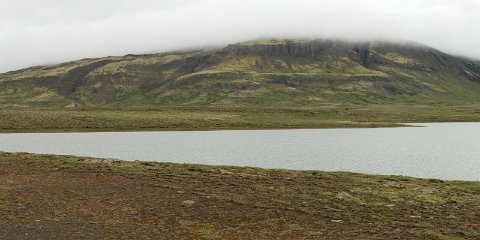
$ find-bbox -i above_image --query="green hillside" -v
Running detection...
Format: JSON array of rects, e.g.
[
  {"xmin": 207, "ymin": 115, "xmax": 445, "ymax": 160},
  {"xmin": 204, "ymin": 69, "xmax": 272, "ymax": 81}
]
[{"xmin": 1, "ymin": 39, "xmax": 480, "ymax": 108}]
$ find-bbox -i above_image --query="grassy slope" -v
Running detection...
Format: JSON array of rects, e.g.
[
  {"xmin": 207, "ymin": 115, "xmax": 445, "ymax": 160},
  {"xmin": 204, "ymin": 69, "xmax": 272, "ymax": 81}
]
[
  {"xmin": 1, "ymin": 39, "xmax": 480, "ymax": 109},
  {"xmin": 0, "ymin": 152, "xmax": 479, "ymax": 239}
]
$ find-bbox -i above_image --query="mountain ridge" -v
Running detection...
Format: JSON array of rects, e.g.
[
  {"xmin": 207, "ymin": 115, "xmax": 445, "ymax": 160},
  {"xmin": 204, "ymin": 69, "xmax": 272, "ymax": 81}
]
[{"xmin": 1, "ymin": 39, "xmax": 480, "ymax": 108}]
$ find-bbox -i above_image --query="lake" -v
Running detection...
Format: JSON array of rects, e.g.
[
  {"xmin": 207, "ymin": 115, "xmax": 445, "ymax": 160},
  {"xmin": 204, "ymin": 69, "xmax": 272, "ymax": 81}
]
[{"xmin": 0, "ymin": 122, "xmax": 479, "ymax": 181}]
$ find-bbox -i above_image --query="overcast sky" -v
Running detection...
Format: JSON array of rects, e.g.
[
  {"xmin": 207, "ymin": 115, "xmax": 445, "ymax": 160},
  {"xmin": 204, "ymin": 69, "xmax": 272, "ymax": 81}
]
[{"xmin": 1, "ymin": 0, "xmax": 479, "ymax": 73}]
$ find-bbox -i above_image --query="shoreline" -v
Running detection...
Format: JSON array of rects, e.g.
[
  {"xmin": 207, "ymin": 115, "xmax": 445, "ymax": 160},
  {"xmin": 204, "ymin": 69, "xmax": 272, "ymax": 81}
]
[
  {"xmin": 0, "ymin": 150, "xmax": 478, "ymax": 182},
  {"xmin": 0, "ymin": 123, "xmax": 406, "ymax": 133}
]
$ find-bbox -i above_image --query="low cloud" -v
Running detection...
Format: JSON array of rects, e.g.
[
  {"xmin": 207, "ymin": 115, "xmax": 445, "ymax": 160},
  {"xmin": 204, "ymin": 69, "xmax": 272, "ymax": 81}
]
[{"xmin": 1, "ymin": 0, "xmax": 479, "ymax": 72}]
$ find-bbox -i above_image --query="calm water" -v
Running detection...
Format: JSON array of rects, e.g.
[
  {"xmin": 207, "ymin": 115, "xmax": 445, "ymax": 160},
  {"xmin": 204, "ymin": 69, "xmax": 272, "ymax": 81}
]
[{"xmin": 0, "ymin": 123, "xmax": 479, "ymax": 181}]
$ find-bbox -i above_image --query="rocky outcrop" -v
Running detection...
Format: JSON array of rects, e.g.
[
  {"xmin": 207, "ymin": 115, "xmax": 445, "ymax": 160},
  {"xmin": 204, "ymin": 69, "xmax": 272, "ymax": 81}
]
[{"xmin": 224, "ymin": 40, "xmax": 358, "ymax": 58}]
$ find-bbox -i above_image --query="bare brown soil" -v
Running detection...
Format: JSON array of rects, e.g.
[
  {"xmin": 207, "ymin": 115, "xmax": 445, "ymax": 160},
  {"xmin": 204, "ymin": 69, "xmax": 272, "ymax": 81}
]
[{"xmin": 0, "ymin": 152, "xmax": 479, "ymax": 239}]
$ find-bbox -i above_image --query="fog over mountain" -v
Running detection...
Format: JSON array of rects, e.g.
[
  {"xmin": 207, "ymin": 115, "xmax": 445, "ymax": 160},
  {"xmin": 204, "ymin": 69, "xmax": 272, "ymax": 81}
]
[{"xmin": 1, "ymin": 0, "xmax": 479, "ymax": 73}]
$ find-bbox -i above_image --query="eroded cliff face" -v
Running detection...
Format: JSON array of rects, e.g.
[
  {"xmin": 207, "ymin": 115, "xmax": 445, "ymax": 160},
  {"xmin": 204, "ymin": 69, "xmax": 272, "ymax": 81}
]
[
  {"xmin": 221, "ymin": 40, "xmax": 448, "ymax": 72},
  {"xmin": 223, "ymin": 40, "xmax": 369, "ymax": 58},
  {"xmin": 1, "ymin": 39, "xmax": 480, "ymax": 107}
]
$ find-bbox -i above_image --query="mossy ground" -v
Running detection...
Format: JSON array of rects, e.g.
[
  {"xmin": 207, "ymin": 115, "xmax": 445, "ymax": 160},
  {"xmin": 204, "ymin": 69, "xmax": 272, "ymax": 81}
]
[
  {"xmin": 0, "ymin": 152, "xmax": 478, "ymax": 239},
  {"xmin": 1, "ymin": 104, "xmax": 480, "ymax": 132}
]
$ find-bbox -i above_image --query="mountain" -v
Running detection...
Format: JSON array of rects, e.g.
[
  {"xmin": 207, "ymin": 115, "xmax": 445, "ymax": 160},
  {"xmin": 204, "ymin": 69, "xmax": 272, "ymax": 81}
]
[{"xmin": 1, "ymin": 39, "xmax": 480, "ymax": 108}]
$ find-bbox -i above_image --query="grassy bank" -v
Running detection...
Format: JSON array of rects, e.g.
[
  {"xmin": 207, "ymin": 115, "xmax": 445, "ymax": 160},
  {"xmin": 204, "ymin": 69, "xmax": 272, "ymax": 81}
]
[
  {"xmin": 1, "ymin": 104, "xmax": 480, "ymax": 132},
  {"xmin": 0, "ymin": 152, "xmax": 478, "ymax": 239}
]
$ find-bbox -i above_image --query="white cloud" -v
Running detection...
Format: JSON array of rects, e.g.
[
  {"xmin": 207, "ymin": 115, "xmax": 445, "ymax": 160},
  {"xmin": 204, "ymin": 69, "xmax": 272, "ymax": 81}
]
[{"xmin": 1, "ymin": 0, "xmax": 479, "ymax": 73}]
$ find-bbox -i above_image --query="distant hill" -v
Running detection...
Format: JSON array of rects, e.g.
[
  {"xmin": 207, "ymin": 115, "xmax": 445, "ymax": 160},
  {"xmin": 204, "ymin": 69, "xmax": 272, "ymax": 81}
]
[{"xmin": 1, "ymin": 39, "xmax": 480, "ymax": 108}]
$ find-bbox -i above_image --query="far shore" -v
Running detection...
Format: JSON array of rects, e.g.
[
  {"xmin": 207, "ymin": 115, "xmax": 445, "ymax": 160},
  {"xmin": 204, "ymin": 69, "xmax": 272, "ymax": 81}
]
[
  {"xmin": 0, "ymin": 124, "xmax": 409, "ymax": 133},
  {"xmin": 2, "ymin": 106, "xmax": 480, "ymax": 133}
]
